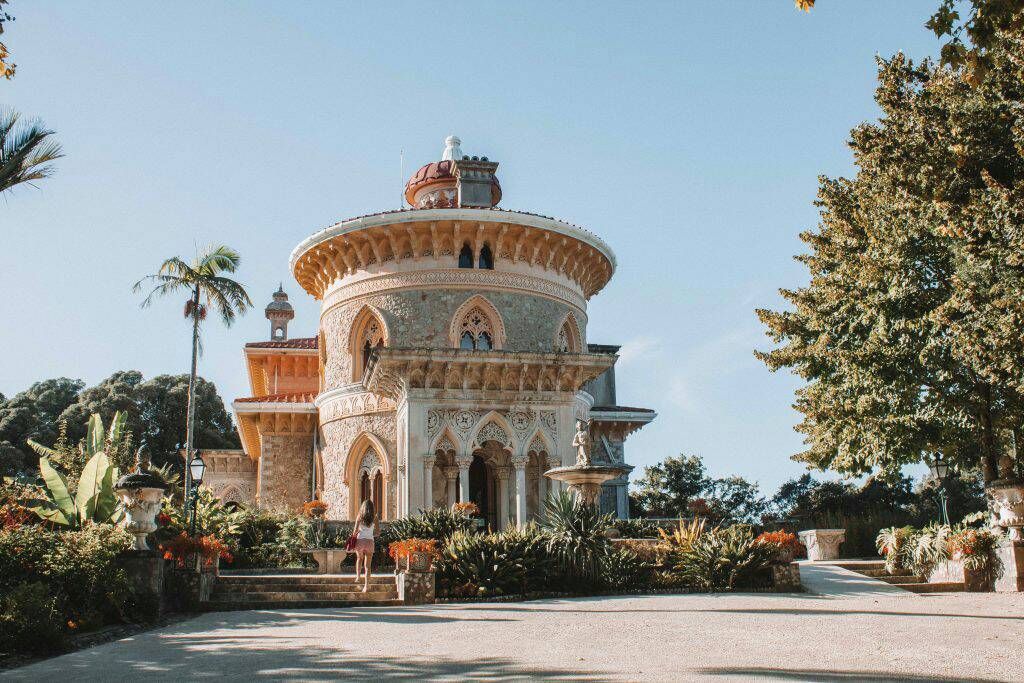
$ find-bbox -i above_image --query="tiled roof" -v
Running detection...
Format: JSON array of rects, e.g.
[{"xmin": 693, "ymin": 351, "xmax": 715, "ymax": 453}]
[
  {"xmin": 591, "ymin": 405, "xmax": 656, "ymax": 414},
  {"xmin": 235, "ymin": 392, "xmax": 317, "ymax": 404},
  {"xmin": 245, "ymin": 337, "xmax": 318, "ymax": 349}
]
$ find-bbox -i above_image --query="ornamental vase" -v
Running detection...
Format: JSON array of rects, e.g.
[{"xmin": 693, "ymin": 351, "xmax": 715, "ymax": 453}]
[
  {"xmin": 115, "ymin": 486, "xmax": 165, "ymax": 551},
  {"xmin": 987, "ymin": 481, "xmax": 1024, "ymax": 541}
]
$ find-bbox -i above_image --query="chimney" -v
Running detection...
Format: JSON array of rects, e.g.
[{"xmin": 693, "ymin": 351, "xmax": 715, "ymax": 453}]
[{"xmin": 454, "ymin": 155, "xmax": 500, "ymax": 208}]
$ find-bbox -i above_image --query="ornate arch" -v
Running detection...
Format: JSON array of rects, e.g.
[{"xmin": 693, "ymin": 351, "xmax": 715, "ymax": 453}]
[
  {"xmin": 219, "ymin": 484, "xmax": 244, "ymax": 504},
  {"xmin": 344, "ymin": 431, "xmax": 391, "ymax": 520},
  {"xmin": 449, "ymin": 295, "xmax": 506, "ymax": 350},
  {"xmin": 349, "ymin": 305, "xmax": 390, "ymax": 382},
  {"xmin": 429, "ymin": 426, "xmax": 462, "ymax": 456},
  {"xmin": 469, "ymin": 410, "xmax": 514, "ymax": 451},
  {"xmin": 555, "ymin": 312, "xmax": 583, "ymax": 353},
  {"xmin": 521, "ymin": 428, "xmax": 555, "ymax": 458}
]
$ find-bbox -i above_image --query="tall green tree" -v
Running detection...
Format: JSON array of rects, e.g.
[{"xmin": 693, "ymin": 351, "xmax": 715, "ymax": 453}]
[
  {"xmin": 757, "ymin": 46, "xmax": 1024, "ymax": 484},
  {"xmin": 134, "ymin": 245, "xmax": 252, "ymax": 508},
  {"xmin": 629, "ymin": 454, "xmax": 766, "ymax": 523},
  {"xmin": 0, "ymin": 108, "xmax": 64, "ymax": 196},
  {"xmin": 0, "ymin": 378, "xmax": 83, "ymax": 475}
]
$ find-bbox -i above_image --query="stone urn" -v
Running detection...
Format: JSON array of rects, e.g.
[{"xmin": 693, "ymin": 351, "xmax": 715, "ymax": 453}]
[
  {"xmin": 114, "ymin": 466, "xmax": 168, "ymax": 552},
  {"xmin": 987, "ymin": 479, "xmax": 1024, "ymax": 541},
  {"xmin": 798, "ymin": 529, "xmax": 845, "ymax": 561}
]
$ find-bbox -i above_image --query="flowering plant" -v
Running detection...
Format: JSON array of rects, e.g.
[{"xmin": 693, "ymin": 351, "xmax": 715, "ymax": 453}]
[
  {"xmin": 947, "ymin": 527, "xmax": 1001, "ymax": 572},
  {"xmin": 388, "ymin": 538, "xmax": 439, "ymax": 563},
  {"xmin": 302, "ymin": 500, "xmax": 328, "ymax": 518},
  {"xmin": 159, "ymin": 532, "xmax": 233, "ymax": 569},
  {"xmin": 452, "ymin": 502, "xmax": 480, "ymax": 517}
]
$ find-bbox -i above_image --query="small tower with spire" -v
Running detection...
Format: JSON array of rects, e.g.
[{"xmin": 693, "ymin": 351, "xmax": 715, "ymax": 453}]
[{"xmin": 265, "ymin": 284, "xmax": 294, "ymax": 341}]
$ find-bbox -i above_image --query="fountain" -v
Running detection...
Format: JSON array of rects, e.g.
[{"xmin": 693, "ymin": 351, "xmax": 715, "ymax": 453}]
[{"xmin": 544, "ymin": 419, "xmax": 631, "ymax": 507}]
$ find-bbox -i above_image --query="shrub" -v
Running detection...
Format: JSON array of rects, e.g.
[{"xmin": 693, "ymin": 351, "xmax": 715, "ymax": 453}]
[
  {"xmin": 600, "ymin": 546, "xmax": 652, "ymax": 590},
  {"xmin": 436, "ymin": 530, "xmax": 526, "ymax": 597},
  {"xmin": 388, "ymin": 538, "xmax": 439, "ymax": 569},
  {"xmin": 388, "ymin": 507, "xmax": 476, "ymax": 545},
  {"xmin": 673, "ymin": 525, "xmax": 775, "ymax": 591},
  {"xmin": 0, "ymin": 522, "xmax": 140, "ymax": 656},
  {"xmin": 609, "ymin": 518, "xmax": 661, "ymax": 539},
  {"xmin": 876, "ymin": 525, "xmax": 917, "ymax": 574},
  {"xmin": 657, "ymin": 516, "xmax": 709, "ymax": 553},
  {"xmin": 755, "ymin": 530, "xmax": 801, "ymax": 560},
  {"xmin": 452, "ymin": 502, "xmax": 479, "ymax": 517},
  {"xmin": 0, "ymin": 582, "xmax": 65, "ymax": 655},
  {"xmin": 159, "ymin": 533, "xmax": 233, "ymax": 569},
  {"xmin": 949, "ymin": 527, "xmax": 1002, "ymax": 583}
]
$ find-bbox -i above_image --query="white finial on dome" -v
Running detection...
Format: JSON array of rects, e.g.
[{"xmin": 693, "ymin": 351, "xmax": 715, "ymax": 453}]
[{"xmin": 441, "ymin": 135, "xmax": 463, "ymax": 161}]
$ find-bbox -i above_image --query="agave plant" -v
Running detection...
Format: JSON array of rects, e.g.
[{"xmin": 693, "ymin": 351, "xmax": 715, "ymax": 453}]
[
  {"xmin": 542, "ymin": 491, "xmax": 614, "ymax": 589},
  {"xmin": 658, "ymin": 516, "xmax": 709, "ymax": 552}
]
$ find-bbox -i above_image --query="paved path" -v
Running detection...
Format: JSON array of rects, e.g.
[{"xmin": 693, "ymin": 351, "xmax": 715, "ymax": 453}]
[
  {"xmin": 5, "ymin": 592, "xmax": 1023, "ymax": 682},
  {"xmin": 798, "ymin": 561, "xmax": 911, "ymax": 598}
]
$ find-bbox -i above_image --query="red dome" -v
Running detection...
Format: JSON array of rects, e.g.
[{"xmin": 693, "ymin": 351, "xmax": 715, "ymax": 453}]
[{"xmin": 404, "ymin": 159, "xmax": 501, "ymax": 207}]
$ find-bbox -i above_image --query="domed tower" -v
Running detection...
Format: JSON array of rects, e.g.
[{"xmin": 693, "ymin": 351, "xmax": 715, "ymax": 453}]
[
  {"xmin": 265, "ymin": 284, "xmax": 295, "ymax": 340},
  {"xmin": 289, "ymin": 136, "xmax": 655, "ymax": 523}
]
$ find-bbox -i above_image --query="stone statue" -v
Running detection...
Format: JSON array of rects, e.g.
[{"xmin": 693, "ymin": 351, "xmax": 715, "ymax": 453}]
[{"xmin": 572, "ymin": 419, "xmax": 591, "ymax": 466}]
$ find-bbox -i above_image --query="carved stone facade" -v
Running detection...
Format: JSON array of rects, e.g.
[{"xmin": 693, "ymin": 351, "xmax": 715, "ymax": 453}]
[{"xmin": 232, "ymin": 137, "xmax": 655, "ymax": 523}]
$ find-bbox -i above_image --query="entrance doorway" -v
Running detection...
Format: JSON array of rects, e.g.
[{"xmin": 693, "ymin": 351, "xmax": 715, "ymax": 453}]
[{"xmin": 468, "ymin": 454, "xmax": 495, "ymax": 529}]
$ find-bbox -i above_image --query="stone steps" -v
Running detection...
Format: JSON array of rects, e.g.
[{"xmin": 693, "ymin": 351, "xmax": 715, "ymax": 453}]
[
  {"xmin": 206, "ymin": 573, "xmax": 402, "ymax": 611},
  {"xmin": 839, "ymin": 564, "xmax": 966, "ymax": 593}
]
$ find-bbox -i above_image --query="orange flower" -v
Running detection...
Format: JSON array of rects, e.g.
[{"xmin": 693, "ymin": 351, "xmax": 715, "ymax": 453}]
[{"xmin": 302, "ymin": 500, "xmax": 328, "ymax": 518}]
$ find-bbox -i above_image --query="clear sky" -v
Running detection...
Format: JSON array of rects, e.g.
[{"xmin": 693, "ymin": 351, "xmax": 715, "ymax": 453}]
[{"xmin": 1, "ymin": 1, "xmax": 945, "ymax": 495}]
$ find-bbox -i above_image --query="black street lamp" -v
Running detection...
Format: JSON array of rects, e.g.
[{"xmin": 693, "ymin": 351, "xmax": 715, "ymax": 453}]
[
  {"xmin": 928, "ymin": 452, "xmax": 950, "ymax": 526},
  {"xmin": 187, "ymin": 452, "xmax": 206, "ymax": 536}
]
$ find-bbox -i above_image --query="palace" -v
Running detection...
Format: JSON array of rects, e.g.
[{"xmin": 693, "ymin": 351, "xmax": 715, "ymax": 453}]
[{"xmin": 208, "ymin": 136, "xmax": 655, "ymax": 526}]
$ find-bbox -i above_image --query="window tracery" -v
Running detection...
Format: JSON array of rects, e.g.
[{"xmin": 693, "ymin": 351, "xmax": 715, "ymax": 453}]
[{"xmin": 458, "ymin": 306, "xmax": 495, "ymax": 351}]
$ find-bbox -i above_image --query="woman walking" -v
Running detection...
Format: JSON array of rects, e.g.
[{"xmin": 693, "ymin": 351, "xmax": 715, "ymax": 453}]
[{"xmin": 353, "ymin": 499, "xmax": 377, "ymax": 593}]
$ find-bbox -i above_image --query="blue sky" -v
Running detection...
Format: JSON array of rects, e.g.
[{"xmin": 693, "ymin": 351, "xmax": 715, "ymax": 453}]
[{"xmin": 1, "ymin": 2, "xmax": 944, "ymax": 495}]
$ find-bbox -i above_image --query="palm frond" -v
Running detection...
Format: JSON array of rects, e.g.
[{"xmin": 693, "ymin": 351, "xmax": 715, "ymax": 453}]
[
  {"xmin": 195, "ymin": 245, "xmax": 242, "ymax": 277},
  {"xmin": 133, "ymin": 274, "xmax": 191, "ymax": 308},
  {"xmin": 202, "ymin": 275, "xmax": 252, "ymax": 326},
  {"xmin": 0, "ymin": 108, "xmax": 64, "ymax": 194}
]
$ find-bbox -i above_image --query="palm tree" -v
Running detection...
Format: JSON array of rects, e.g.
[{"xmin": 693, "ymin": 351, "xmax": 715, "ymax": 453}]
[
  {"xmin": 1, "ymin": 108, "xmax": 64, "ymax": 195},
  {"xmin": 134, "ymin": 245, "xmax": 252, "ymax": 512}
]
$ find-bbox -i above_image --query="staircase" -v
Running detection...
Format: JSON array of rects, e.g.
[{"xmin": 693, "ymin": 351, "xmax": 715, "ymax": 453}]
[
  {"xmin": 834, "ymin": 561, "xmax": 965, "ymax": 594},
  {"xmin": 206, "ymin": 573, "xmax": 402, "ymax": 611}
]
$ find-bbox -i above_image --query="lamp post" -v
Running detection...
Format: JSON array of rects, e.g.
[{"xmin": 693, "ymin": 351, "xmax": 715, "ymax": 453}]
[
  {"xmin": 187, "ymin": 452, "xmax": 206, "ymax": 536},
  {"xmin": 927, "ymin": 452, "xmax": 950, "ymax": 526}
]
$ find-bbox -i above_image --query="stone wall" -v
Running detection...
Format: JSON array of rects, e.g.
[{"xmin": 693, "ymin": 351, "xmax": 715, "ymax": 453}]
[
  {"xmin": 321, "ymin": 289, "xmax": 580, "ymax": 388},
  {"xmin": 319, "ymin": 411, "xmax": 397, "ymax": 520},
  {"xmin": 258, "ymin": 433, "xmax": 314, "ymax": 512}
]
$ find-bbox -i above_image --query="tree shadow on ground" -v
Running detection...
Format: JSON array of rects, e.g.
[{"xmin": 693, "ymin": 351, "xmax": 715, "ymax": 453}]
[
  {"xmin": 4, "ymin": 608, "xmax": 603, "ymax": 682},
  {"xmin": 696, "ymin": 666, "xmax": 1002, "ymax": 682}
]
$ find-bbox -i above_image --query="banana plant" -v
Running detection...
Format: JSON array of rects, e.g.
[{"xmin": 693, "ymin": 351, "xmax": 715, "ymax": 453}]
[
  {"xmin": 26, "ymin": 451, "xmax": 122, "ymax": 527},
  {"xmin": 27, "ymin": 411, "xmax": 127, "ymax": 463},
  {"xmin": 23, "ymin": 412, "xmax": 126, "ymax": 527}
]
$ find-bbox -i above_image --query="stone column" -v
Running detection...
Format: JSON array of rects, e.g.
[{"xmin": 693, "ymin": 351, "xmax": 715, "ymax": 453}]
[
  {"xmin": 511, "ymin": 455, "xmax": 528, "ymax": 528},
  {"xmin": 495, "ymin": 466, "xmax": 511, "ymax": 529},
  {"xmin": 537, "ymin": 461, "xmax": 549, "ymax": 521},
  {"xmin": 455, "ymin": 454, "xmax": 473, "ymax": 504},
  {"xmin": 422, "ymin": 454, "xmax": 436, "ymax": 510},
  {"xmin": 443, "ymin": 466, "xmax": 459, "ymax": 508}
]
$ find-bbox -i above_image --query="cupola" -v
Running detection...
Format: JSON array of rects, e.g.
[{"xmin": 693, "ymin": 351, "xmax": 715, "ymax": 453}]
[
  {"xmin": 265, "ymin": 284, "xmax": 294, "ymax": 340},
  {"xmin": 404, "ymin": 135, "xmax": 502, "ymax": 209}
]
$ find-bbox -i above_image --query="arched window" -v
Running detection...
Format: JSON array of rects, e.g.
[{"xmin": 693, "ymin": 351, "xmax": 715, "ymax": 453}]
[
  {"xmin": 458, "ymin": 243, "xmax": 474, "ymax": 268},
  {"xmin": 555, "ymin": 314, "xmax": 581, "ymax": 353},
  {"xmin": 350, "ymin": 307, "xmax": 387, "ymax": 382},
  {"xmin": 458, "ymin": 306, "xmax": 495, "ymax": 351},
  {"xmin": 478, "ymin": 244, "xmax": 494, "ymax": 270}
]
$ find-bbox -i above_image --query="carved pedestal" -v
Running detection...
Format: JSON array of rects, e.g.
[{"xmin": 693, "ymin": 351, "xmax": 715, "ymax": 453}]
[
  {"xmin": 798, "ymin": 529, "xmax": 845, "ymax": 561},
  {"xmin": 994, "ymin": 540, "xmax": 1024, "ymax": 593}
]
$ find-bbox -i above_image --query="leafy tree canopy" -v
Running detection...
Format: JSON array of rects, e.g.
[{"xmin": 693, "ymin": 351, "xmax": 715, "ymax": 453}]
[
  {"xmin": 757, "ymin": 37, "xmax": 1024, "ymax": 483},
  {"xmin": 0, "ymin": 371, "xmax": 239, "ymax": 475},
  {"xmin": 629, "ymin": 454, "xmax": 766, "ymax": 523}
]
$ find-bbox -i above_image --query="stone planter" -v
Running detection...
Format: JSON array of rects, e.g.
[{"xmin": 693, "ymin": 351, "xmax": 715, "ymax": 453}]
[
  {"xmin": 397, "ymin": 569, "xmax": 436, "ymax": 605},
  {"xmin": 798, "ymin": 529, "xmax": 845, "ymax": 561},
  {"xmin": 770, "ymin": 562, "xmax": 802, "ymax": 592},
  {"xmin": 114, "ymin": 467, "xmax": 168, "ymax": 552},
  {"xmin": 302, "ymin": 548, "xmax": 348, "ymax": 574},
  {"xmin": 987, "ymin": 479, "xmax": 1024, "ymax": 541},
  {"xmin": 927, "ymin": 556, "xmax": 992, "ymax": 592}
]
